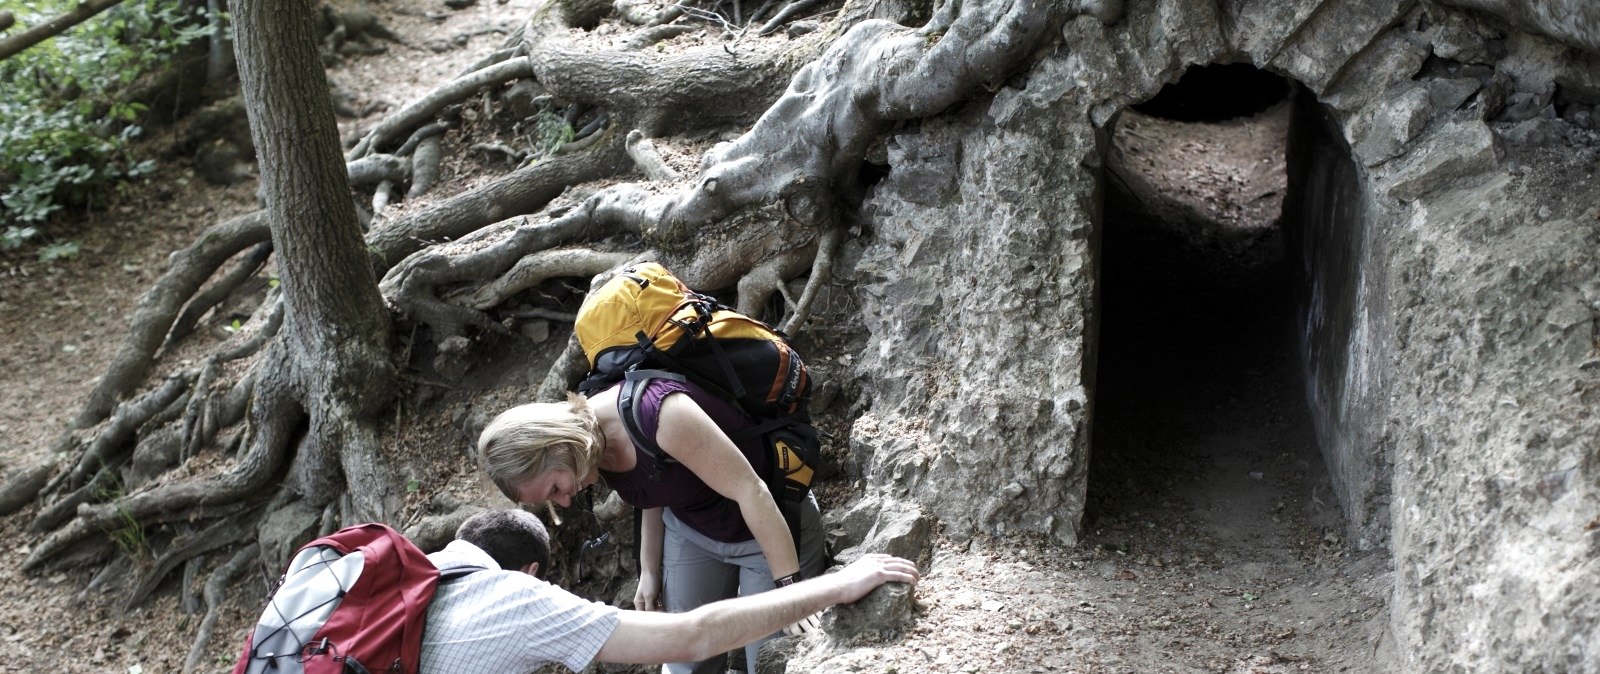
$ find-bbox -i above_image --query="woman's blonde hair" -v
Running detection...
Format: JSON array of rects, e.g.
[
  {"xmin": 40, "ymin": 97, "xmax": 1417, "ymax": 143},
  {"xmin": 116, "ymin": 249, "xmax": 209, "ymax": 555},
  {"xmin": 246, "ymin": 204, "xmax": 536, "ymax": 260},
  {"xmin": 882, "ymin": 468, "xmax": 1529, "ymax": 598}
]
[{"xmin": 478, "ymin": 393, "xmax": 603, "ymax": 502}]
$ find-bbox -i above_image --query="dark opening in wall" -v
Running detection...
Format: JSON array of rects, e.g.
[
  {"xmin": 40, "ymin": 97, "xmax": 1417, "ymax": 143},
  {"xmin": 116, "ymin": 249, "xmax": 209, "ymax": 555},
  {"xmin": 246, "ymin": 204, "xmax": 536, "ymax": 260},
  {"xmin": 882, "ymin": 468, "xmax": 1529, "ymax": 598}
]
[
  {"xmin": 1133, "ymin": 63, "xmax": 1292, "ymax": 123},
  {"xmin": 1085, "ymin": 64, "xmax": 1335, "ymax": 558}
]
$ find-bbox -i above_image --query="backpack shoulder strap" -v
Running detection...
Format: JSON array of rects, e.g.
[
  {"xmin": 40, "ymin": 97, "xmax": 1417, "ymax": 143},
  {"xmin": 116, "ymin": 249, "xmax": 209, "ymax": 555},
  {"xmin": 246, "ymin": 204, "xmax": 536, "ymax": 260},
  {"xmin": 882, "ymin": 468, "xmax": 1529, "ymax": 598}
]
[
  {"xmin": 438, "ymin": 565, "xmax": 486, "ymax": 582},
  {"xmin": 617, "ymin": 370, "xmax": 687, "ymax": 477}
]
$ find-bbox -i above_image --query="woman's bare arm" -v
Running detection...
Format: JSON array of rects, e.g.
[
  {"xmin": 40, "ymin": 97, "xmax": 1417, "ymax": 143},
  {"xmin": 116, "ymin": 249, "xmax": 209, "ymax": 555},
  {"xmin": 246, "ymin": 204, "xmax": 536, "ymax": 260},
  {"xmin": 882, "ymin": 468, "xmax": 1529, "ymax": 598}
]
[
  {"xmin": 653, "ymin": 393, "xmax": 800, "ymax": 579},
  {"xmin": 635, "ymin": 507, "xmax": 665, "ymax": 610}
]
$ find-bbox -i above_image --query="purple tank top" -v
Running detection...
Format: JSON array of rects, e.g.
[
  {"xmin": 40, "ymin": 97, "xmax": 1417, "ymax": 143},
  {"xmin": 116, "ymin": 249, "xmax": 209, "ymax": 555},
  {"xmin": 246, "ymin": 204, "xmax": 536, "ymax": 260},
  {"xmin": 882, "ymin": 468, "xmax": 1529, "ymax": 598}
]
[{"xmin": 597, "ymin": 377, "xmax": 772, "ymax": 542}]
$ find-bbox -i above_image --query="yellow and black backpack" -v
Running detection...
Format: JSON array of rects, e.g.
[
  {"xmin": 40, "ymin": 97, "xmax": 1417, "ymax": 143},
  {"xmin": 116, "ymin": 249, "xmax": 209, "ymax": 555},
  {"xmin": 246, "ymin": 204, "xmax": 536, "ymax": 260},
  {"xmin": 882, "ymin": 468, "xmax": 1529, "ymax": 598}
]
[{"xmin": 574, "ymin": 263, "xmax": 818, "ymax": 538}]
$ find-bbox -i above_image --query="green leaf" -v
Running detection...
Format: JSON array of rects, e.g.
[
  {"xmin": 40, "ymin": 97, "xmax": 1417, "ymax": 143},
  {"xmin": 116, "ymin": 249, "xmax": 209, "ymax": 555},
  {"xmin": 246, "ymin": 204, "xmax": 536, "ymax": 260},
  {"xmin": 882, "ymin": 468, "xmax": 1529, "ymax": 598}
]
[
  {"xmin": 37, "ymin": 240, "xmax": 80, "ymax": 262},
  {"xmin": 406, "ymin": 479, "xmax": 421, "ymax": 493}
]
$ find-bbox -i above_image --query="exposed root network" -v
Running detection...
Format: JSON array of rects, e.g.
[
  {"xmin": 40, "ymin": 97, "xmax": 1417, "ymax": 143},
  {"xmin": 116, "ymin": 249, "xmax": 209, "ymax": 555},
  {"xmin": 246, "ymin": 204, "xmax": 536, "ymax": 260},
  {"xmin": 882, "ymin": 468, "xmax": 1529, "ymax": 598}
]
[{"xmin": 0, "ymin": 0, "xmax": 1124, "ymax": 663}]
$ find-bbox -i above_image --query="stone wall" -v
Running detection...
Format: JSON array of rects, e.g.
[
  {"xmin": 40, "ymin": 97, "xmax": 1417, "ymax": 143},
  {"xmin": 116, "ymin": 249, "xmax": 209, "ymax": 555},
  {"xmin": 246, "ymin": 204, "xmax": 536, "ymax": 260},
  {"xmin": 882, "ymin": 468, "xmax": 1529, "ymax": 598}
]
[
  {"xmin": 851, "ymin": 92, "xmax": 1102, "ymax": 546},
  {"xmin": 847, "ymin": 0, "xmax": 1599, "ymax": 670},
  {"xmin": 1282, "ymin": 94, "xmax": 1392, "ymax": 551}
]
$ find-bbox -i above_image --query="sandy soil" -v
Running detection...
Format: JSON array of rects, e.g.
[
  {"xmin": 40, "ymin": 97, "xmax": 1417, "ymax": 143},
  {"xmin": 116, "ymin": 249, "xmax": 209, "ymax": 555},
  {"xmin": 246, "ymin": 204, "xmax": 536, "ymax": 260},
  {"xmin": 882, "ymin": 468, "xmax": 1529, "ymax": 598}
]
[{"xmin": 0, "ymin": 3, "xmax": 1393, "ymax": 673}]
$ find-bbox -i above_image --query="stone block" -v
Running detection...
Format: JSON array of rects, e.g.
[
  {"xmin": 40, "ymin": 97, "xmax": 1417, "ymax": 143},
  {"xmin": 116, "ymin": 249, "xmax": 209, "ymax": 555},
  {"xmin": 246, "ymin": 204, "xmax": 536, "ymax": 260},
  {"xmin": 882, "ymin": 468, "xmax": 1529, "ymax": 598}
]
[
  {"xmin": 1270, "ymin": 0, "xmax": 1412, "ymax": 93},
  {"xmin": 832, "ymin": 497, "xmax": 933, "ymax": 566},
  {"xmin": 755, "ymin": 634, "xmax": 804, "ymax": 674},
  {"xmin": 820, "ymin": 580, "xmax": 916, "ymax": 645},
  {"xmin": 1350, "ymin": 87, "xmax": 1434, "ymax": 165},
  {"xmin": 1384, "ymin": 119, "xmax": 1499, "ymax": 201}
]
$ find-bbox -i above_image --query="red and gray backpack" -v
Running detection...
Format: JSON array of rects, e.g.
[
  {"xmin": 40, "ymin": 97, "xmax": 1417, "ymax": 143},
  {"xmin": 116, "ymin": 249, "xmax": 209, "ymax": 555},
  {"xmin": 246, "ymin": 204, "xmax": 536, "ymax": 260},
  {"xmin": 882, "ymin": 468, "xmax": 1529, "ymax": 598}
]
[{"xmin": 232, "ymin": 523, "xmax": 476, "ymax": 674}]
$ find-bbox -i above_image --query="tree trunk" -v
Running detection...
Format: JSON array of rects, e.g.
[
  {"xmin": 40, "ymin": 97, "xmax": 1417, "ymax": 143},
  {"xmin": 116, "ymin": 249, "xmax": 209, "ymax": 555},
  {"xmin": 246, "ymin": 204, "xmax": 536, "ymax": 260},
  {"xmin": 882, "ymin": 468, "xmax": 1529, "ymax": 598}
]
[{"xmin": 232, "ymin": 0, "xmax": 397, "ymax": 518}]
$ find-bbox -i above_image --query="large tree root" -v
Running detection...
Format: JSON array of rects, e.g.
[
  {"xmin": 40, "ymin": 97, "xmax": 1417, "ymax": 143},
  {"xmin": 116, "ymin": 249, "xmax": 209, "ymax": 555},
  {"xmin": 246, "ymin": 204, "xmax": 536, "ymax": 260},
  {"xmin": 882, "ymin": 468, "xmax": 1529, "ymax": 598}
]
[
  {"xmin": 624, "ymin": 129, "xmax": 682, "ymax": 181},
  {"xmin": 407, "ymin": 135, "xmax": 444, "ymax": 199},
  {"xmin": 164, "ymin": 242, "xmax": 274, "ymax": 351},
  {"xmin": 523, "ymin": 21, "xmax": 817, "ymax": 136},
  {"xmin": 68, "ymin": 213, "xmax": 271, "ymax": 435},
  {"xmin": 183, "ymin": 544, "xmax": 258, "ymax": 674},
  {"xmin": 124, "ymin": 507, "xmax": 259, "ymax": 609},
  {"xmin": 781, "ymin": 224, "xmax": 841, "ymax": 334},
  {"xmin": 17, "ymin": 0, "xmax": 1129, "ymax": 617},
  {"xmin": 464, "ymin": 248, "xmax": 637, "ymax": 310},
  {"xmin": 368, "ymin": 137, "xmax": 632, "ymax": 264},
  {"xmin": 381, "ymin": 179, "xmax": 657, "ymax": 337},
  {"xmin": 0, "ymin": 462, "xmax": 54, "ymax": 517},
  {"xmin": 29, "ymin": 469, "xmax": 118, "ymax": 534},
  {"xmin": 62, "ymin": 373, "xmax": 193, "ymax": 494},
  {"xmin": 757, "ymin": 0, "xmax": 827, "ymax": 35},
  {"xmin": 346, "ymin": 153, "xmax": 413, "ymax": 187},
  {"xmin": 347, "ymin": 56, "xmax": 537, "ymax": 159},
  {"xmin": 181, "ymin": 299, "xmax": 278, "ymax": 461},
  {"xmin": 23, "ymin": 360, "xmax": 302, "ymax": 572}
]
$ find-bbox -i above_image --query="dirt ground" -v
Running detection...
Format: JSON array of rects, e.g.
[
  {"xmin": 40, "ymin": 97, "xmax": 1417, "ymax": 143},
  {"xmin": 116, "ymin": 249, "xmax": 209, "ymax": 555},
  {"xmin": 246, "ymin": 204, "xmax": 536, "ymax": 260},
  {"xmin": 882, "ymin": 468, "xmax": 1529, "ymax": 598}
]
[{"xmin": 0, "ymin": 2, "xmax": 1394, "ymax": 672}]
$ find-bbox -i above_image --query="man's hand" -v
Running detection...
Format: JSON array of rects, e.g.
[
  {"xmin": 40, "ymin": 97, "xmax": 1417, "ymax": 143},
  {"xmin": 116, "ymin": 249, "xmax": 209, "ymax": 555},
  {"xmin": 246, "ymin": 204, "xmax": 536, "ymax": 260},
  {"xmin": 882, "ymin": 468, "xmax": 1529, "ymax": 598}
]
[
  {"xmin": 634, "ymin": 570, "xmax": 662, "ymax": 611},
  {"xmin": 829, "ymin": 553, "xmax": 920, "ymax": 604},
  {"xmin": 599, "ymin": 553, "xmax": 921, "ymax": 665}
]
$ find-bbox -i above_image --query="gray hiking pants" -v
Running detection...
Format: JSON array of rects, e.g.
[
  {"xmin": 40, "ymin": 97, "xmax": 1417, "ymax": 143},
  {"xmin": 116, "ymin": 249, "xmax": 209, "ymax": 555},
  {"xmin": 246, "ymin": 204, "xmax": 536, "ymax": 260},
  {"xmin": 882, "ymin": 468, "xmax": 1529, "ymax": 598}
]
[{"xmin": 660, "ymin": 495, "xmax": 826, "ymax": 674}]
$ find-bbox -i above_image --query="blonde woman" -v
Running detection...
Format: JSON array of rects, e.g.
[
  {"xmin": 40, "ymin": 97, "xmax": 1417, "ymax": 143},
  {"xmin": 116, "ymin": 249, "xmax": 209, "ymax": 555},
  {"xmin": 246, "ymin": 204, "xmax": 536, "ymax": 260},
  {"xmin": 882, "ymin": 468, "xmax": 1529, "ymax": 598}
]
[{"xmin": 479, "ymin": 379, "xmax": 825, "ymax": 674}]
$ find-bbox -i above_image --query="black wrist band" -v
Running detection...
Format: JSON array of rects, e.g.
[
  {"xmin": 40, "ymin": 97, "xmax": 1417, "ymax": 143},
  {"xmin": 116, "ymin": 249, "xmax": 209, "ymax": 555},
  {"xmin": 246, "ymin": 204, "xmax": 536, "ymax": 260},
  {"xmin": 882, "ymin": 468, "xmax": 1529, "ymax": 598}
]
[{"xmin": 774, "ymin": 572, "xmax": 801, "ymax": 587}]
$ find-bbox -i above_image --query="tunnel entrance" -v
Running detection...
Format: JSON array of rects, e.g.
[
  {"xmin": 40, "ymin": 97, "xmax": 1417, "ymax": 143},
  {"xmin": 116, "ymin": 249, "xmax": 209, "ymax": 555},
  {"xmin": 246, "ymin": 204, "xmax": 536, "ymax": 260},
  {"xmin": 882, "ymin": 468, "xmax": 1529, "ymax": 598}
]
[
  {"xmin": 1131, "ymin": 63, "xmax": 1292, "ymax": 123},
  {"xmin": 1085, "ymin": 63, "xmax": 1338, "ymax": 563}
]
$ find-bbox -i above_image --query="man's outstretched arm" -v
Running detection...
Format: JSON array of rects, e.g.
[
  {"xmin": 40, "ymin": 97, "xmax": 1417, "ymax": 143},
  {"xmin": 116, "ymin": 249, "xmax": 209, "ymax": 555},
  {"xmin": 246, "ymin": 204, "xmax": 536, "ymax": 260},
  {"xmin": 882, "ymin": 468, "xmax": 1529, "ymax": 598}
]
[{"xmin": 595, "ymin": 553, "xmax": 919, "ymax": 665}]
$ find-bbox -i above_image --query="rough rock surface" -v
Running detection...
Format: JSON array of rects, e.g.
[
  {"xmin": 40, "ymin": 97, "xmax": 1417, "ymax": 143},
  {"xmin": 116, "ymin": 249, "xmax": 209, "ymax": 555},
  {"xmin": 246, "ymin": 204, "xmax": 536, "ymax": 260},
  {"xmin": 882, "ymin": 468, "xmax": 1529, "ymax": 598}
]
[
  {"xmin": 0, "ymin": 1, "xmax": 1592, "ymax": 671},
  {"xmin": 832, "ymin": 0, "xmax": 1599, "ymax": 671}
]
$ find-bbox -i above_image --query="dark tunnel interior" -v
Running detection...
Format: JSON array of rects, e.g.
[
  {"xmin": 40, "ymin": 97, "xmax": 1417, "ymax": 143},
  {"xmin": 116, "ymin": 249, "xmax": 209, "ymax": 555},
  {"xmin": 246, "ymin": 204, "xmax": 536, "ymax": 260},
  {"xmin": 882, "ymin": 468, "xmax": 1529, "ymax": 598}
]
[
  {"xmin": 1084, "ymin": 63, "xmax": 1336, "ymax": 554},
  {"xmin": 1132, "ymin": 63, "xmax": 1293, "ymax": 123}
]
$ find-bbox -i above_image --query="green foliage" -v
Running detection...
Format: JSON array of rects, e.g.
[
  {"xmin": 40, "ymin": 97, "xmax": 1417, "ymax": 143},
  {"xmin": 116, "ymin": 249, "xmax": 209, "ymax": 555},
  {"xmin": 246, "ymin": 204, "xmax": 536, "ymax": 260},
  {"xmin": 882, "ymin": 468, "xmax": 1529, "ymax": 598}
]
[
  {"xmin": 109, "ymin": 504, "xmax": 149, "ymax": 561},
  {"xmin": 0, "ymin": 0, "xmax": 206, "ymax": 231},
  {"xmin": 2, "ymin": 226, "xmax": 40, "ymax": 250},
  {"xmin": 531, "ymin": 110, "xmax": 576, "ymax": 156},
  {"xmin": 36, "ymin": 239, "xmax": 79, "ymax": 262},
  {"xmin": 91, "ymin": 473, "xmax": 149, "ymax": 561}
]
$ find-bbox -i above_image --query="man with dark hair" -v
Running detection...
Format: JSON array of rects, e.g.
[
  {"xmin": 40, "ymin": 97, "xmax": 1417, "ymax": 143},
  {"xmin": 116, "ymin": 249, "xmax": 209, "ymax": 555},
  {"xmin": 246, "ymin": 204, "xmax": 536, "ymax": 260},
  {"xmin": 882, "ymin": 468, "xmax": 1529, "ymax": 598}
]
[
  {"xmin": 421, "ymin": 509, "xmax": 918, "ymax": 673},
  {"xmin": 454, "ymin": 508, "xmax": 551, "ymax": 578}
]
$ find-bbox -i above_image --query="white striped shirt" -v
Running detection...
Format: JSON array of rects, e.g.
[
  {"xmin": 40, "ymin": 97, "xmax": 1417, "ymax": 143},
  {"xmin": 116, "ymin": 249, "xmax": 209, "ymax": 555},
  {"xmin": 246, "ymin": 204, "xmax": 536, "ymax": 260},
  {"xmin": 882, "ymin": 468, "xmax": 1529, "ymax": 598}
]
[{"xmin": 420, "ymin": 540, "xmax": 620, "ymax": 673}]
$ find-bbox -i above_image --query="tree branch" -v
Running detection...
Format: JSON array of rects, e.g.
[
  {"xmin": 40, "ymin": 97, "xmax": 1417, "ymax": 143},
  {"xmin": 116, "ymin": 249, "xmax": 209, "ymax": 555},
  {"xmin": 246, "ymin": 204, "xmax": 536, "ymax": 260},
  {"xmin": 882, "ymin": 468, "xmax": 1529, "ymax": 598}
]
[{"xmin": 0, "ymin": 0, "xmax": 127, "ymax": 62}]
